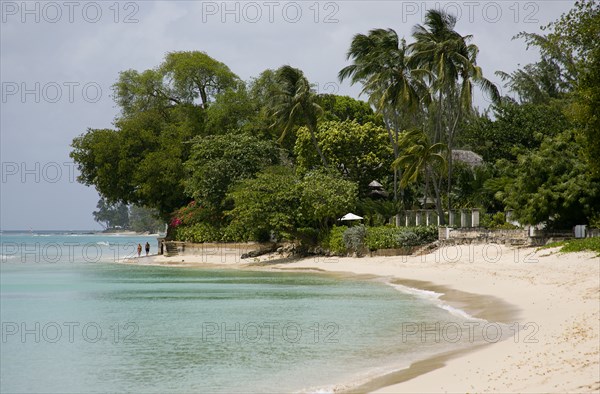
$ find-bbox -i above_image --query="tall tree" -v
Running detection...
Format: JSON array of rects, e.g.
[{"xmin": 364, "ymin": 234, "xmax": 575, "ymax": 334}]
[
  {"xmin": 294, "ymin": 120, "xmax": 393, "ymax": 195},
  {"xmin": 493, "ymin": 129, "xmax": 599, "ymax": 228},
  {"xmin": 393, "ymin": 129, "xmax": 447, "ymax": 221},
  {"xmin": 496, "ymin": 0, "xmax": 599, "ymax": 176},
  {"xmin": 72, "ymin": 51, "xmax": 236, "ymax": 220},
  {"xmin": 339, "ymin": 28, "xmax": 426, "ymax": 201},
  {"xmin": 184, "ymin": 133, "xmax": 279, "ymax": 215},
  {"xmin": 410, "ymin": 9, "xmax": 499, "ymax": 211},
  {"xmin": 270, "ymin": 66, "xmax": 328, "ymax": 166},
  {"xmin": 160, "ymin": 51, "xmax": 240, "ymax": 109}
]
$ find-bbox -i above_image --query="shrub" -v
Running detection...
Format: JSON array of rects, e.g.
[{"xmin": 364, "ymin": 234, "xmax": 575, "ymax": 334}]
[
  {"xmin": 343, "ymin": 225, "xmax": 366, "ymax": 256},
  {"xmin": 396, "ymin": 231, "xmax": 420, "ymax": 247},
  {"xmin": 411, "ymin": 225, "xmax": 438, "ymax": 244},
  {"xmin": 171, "ymin": 201, "xmax": 212, "ymax": 227},
  {"xmin": 365, "ymin": 225, "xmax": 437, "ymax": 250},
  {"xmin": 321, "ymin": 225, "xmax": 347, "ymax": 255},
  {"xmin": 364, "ymin": 226, "xmax": 399, "ymax": 250}
]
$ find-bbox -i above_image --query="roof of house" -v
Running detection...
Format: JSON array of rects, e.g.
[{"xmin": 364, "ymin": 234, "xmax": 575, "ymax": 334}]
[{"xmin": 452, "ymin": 149, "xmax": 484, "ymax": 168}]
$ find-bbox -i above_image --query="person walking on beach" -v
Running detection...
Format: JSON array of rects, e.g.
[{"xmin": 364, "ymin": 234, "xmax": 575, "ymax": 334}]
[
  {"xmin": 137, "ymin": 243, "xmax": 142, "ymax": 257},
  {"xmin": 145, "ymin": 242, "xmax": 150, "ymax": 256}
]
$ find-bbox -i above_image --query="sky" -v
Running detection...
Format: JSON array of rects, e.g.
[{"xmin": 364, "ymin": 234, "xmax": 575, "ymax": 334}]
[{"xmin": 0, "ymin": 0, "xmax": 574, "ymax": 230}]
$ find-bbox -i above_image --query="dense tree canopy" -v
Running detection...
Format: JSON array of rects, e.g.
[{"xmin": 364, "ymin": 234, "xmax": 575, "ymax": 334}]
[
  {"xmin": 459, "ymin": 101, "xmax": 570, "ymax": 163},
  {"xmin": 225, "ymin": 166, "xmax": 300, "ymax": 242},
  {"xmin": 184, "ymin": 133, "xmax": 279, "ymax": 213},
  {"xmin": 71, "ymin": 2, "xmax": 600, "ymax": 244},
  {"xmin": 317, "ymin": 94, "xmax": 383, "ymax": 125},
  {"xmin": 295, "ymin": 120, "xmax": 393, "ymax": 194},
  {"xmin": 226, "ymin": 167, "xmax": 358, "ymax": 241},
  {"xmin": 160, "ymin": 51, "xmax": 240, "ymax": 109},
  {"xmin": 494, "ymin": 129, "xmax": 599, "ymax": 227}
]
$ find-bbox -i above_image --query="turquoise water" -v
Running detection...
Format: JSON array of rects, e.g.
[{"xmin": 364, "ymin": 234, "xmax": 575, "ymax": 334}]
[{"xmin": 1, "ymin": 233, "xmax": 485, "ymax": 393}]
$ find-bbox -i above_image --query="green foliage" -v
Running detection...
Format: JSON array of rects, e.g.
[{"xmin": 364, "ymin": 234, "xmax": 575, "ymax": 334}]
[
  {"xmin": 172, "ymin": 223, "xmax": 222, "ymax": 243},
  {"xmin": 225, "ymin": 166, "xmax": 300, "ymax": 242},
  {"xmin": 539, "ymin": 238, "xmax": 600, "ymax": 256},
  {"xmin": 296, "ymin": 227, "xmax": 320, "ymax": 246},
  {"xmin": 449, "ymin": 163, "xmax": 500, "ymax": 211},
  {"xmin": 589, "ymin": 213, "xmax": 600, "ymax": 229},
  {"xmin": 358, "ymin": 199, "xmax": 398, "ymax": 227},
  {"xmin": 225, "ymin": 168, "xmax": 357, "ymax": 242},
  {"xmin": 74, "ymin": 5, "xmax": 600, "ymax": 243},
  {"xmin": 70, "ymin": 111, "xmax": 195, "ymax": 220},
  {"xmin": 317, "ymin": 94, "xmax": 383, "ymax": 125},
  {"xmin": 299, "ymin": 170, "xmax": 358, "ymax": 229},
  {"xmin": 393, "ymin": 128, "xmax": 447, "ymax": 220},
  {"xmin": 560, "ymin": 238, "xmax": 600, "ymax": 255},
  {"xmin": 557, "ymin": 1, "xmax": 600, "ymax": 177},
  {"xmin": 321, "ymin": 225, "xmax": 348, "ymax": 255},
  {"xmin": 498, "ymin": 1, "xmax": 600, "ymax": 177},
  {"xmin": 364, "ymin": 225, "xmax": 437, "ymax": 251},
  {"xmin": 269, "ymin": 66, "xmax": 328, "ymax": 166},
  {"xmin": 170, "ymin": 201, "xmax": 214, "ymax": 227},
  {"xmin": 460, "ymin": 102, "xmax": 570, "ymax": 162},
  {"xmin": 160, "ymin": 51, "xmax": 240, "ymax": 109},
  {"xmin": 493, "ymin": 129, "xmax": 600, "ymax": 227},
  {"xmin": 203, "ymin": 84, "xmax": 255, "ymax": 135},
  {"xmin": 184, "ymin": 133, "xmax": 279, "ymax": 212},
  {"xmin": 343, "ymin": 225, "xmax": 367, "ymax": 255},
  {"xmin": 72, "ymin": 51, "xmax": 239, "ymax": 220},
  {"xmin": 364, "ymin": 226, "xmax": 402, "ymax": 250},
  {"xmin": 295, "ymin": 120, "xmax": 393, "ymax": 194},
  {"xmin": 394, "ymin": 128, "xmax": 447, "ymax": 188}
]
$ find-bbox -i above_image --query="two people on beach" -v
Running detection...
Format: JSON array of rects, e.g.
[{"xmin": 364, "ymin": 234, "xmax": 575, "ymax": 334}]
[{"xmin": 137, "ymin": 242, "xmax": 150, "ymax": 257}]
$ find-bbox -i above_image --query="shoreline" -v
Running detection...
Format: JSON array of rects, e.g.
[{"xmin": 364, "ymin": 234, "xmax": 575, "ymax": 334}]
[{"xmin": 123, "ymin": 244, "xmax": 600, "ymax": 393}]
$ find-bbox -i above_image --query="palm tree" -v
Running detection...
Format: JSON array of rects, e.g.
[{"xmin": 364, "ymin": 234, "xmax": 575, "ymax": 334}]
[
  {"xmin": 270, "ymin": 66, "xmax": 328, "ymax": 167},
  {"xmin": 409, "ymin": 9, "xmax": 499, "ymax": 211},
  {"xmin": 393, "ymin": 128, "xmax": 447, "ymax": 222},
  {"xmin": 339, "ymin": 28, "xmax": 428, "ymax": 201}
]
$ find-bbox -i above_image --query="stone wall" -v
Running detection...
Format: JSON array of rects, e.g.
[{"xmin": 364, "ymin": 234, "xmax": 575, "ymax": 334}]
[
  {"xmin": 438, "ymin": 228, "xmax": 530, "ymax": 245},
  {"xmin": 437, "ymin": 227, "xmax": 586, "ymax": 246}
]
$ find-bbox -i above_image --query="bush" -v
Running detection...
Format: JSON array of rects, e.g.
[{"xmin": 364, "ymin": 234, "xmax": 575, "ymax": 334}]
[
  {"xmin": 320, "ymin": 225, "xmax": 437, "ymax": 255},
  {"xmin": 171, "ymin": 201, "xmax": 213, "ymax": 227},
  {"xmin": 365, "ymin": 225, "xmax": 437, "ymax": 251},
  {"xmin": 364, "ymin": 226, "xmax": 399, "ymax": 250},
  {"xmin": 343, "ymin": 225, "xmax": 366, "ymax": 256},
  {"xmin": 411, "ymin": 226, "xmax": 438, "ymax": 244},
  {"xmin": 321, "ymin": 225, "xmax": 347, "ymax": 255},
  {"xmin": 173, "ymin": 223, "xmax": 222, "ymax": 243},
  {"xmin": 396, "ymin": 231, "xmax": 420, "ymax": 247}
]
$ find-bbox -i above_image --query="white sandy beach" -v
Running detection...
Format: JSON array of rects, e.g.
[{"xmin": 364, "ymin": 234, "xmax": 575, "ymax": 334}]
[{"xmin": 126, "ymin": 244, "xmax": 600, "ymax": 393}]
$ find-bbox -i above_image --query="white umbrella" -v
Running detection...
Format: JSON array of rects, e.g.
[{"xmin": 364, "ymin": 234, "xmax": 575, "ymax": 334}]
[{"xmin": 339, "ymin": 213, "xmax": 363, "ymax": 221}]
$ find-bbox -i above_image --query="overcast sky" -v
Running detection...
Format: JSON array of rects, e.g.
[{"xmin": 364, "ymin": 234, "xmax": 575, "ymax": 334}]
[{"xmin": 1, "ymin": 0, "xmax": 574, "ymax": 230}]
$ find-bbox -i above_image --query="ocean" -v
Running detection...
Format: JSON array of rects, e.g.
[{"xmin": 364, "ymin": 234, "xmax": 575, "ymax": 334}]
[{"xmin": 1, "ymin": 232, "xmax": 492, "ymax": 393}]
